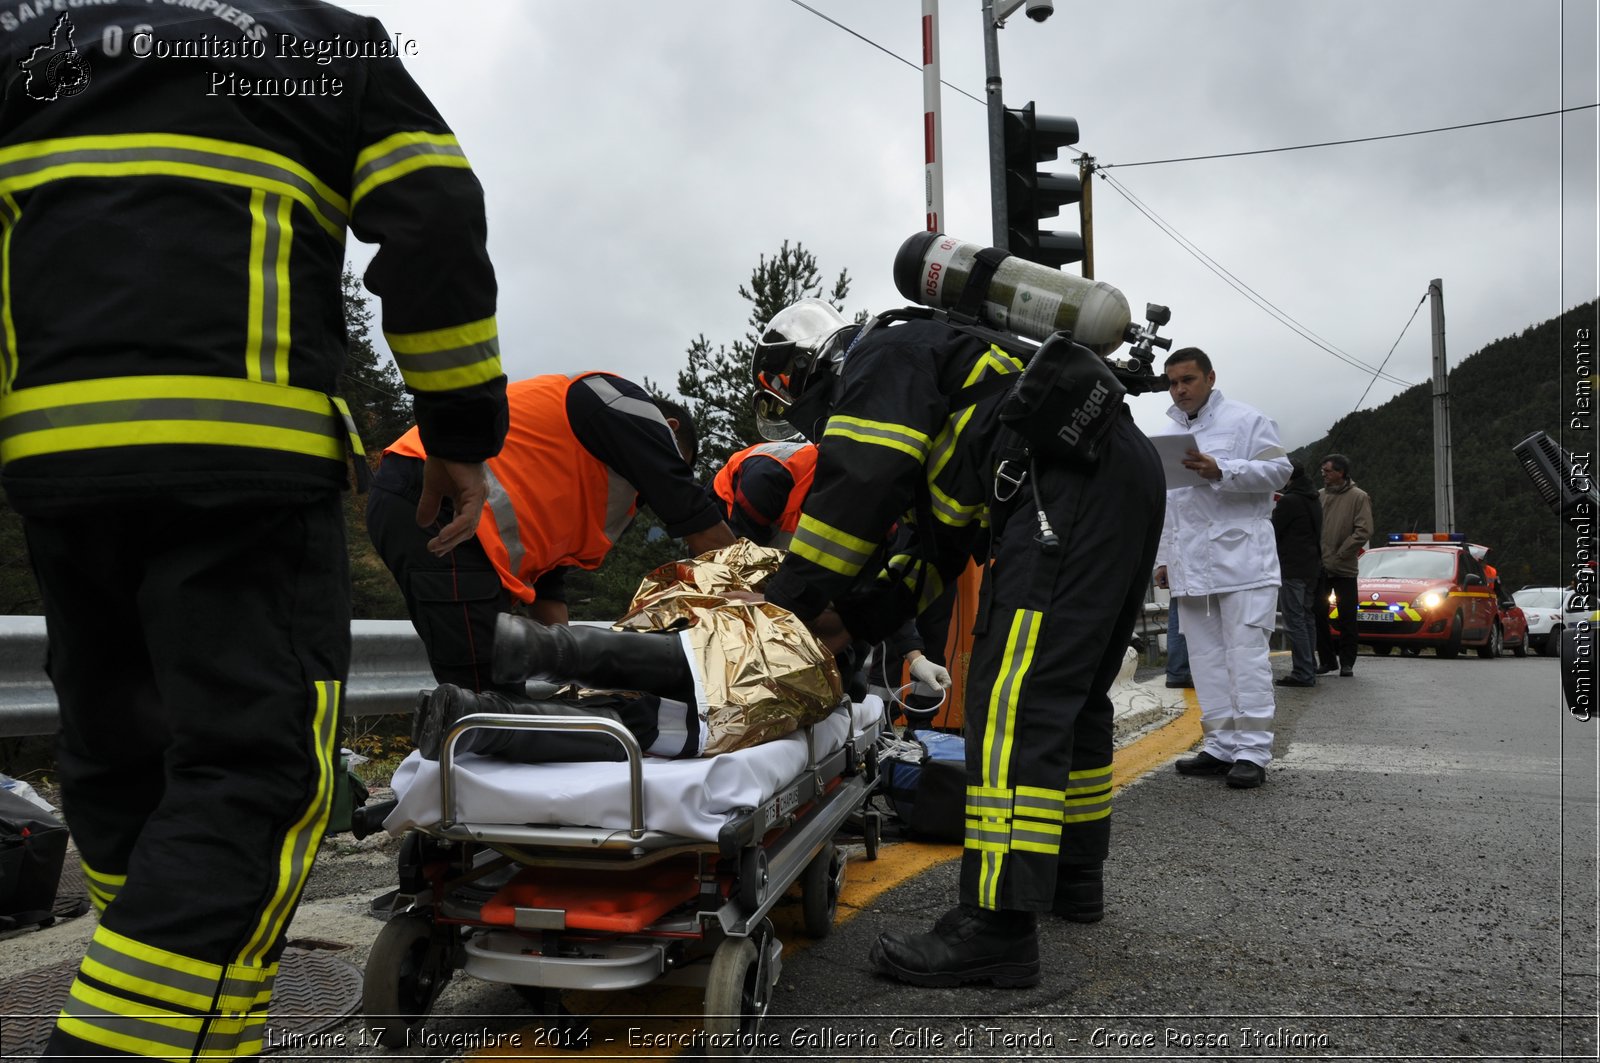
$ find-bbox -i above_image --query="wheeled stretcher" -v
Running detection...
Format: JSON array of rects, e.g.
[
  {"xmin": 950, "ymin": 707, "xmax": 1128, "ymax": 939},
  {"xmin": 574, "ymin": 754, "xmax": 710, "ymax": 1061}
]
[{"xmin": 363, "ymin": 695, "xmax": 887, "ymax": 1053}]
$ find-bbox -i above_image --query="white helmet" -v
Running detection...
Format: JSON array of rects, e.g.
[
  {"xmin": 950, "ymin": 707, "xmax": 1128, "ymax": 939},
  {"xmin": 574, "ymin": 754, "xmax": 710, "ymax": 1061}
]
[{"xmin": 750, "ymin": 298, "xmax": 854, "ymax": 441}]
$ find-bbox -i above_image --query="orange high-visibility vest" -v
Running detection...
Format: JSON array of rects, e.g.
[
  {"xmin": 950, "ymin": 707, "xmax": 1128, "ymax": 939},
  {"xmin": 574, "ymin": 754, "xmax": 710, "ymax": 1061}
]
[
  {"xmin": 712, "ymin": 440, "xmax": 818, "ymax": 534},
  {"xmin": 385, "ymin": 373, "xmax": 637, "ymax": 602}
]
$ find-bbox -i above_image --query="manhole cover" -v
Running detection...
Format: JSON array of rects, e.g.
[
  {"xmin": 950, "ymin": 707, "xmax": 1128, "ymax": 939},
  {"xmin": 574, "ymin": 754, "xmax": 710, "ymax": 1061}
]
[
  {"xmin": 0, "ymin": 946, "xmax": 363, "ymax": 1057},
  {"xmin": 52, "ymin": 858, "xmax": 89, "ymax": 922}
]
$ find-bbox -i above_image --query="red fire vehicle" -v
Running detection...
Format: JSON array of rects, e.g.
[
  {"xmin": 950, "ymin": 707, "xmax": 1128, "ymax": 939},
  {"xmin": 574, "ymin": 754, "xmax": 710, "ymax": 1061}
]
[{"xmin": 1330, "ymin": 533, "xmax": 1528, "ymax": 658}]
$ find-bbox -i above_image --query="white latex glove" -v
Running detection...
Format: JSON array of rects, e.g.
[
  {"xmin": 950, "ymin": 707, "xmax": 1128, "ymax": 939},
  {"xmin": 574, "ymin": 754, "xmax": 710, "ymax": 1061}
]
[{"xmin": 908, "ymin": 655, "xmax": 953, "ymax": 691}]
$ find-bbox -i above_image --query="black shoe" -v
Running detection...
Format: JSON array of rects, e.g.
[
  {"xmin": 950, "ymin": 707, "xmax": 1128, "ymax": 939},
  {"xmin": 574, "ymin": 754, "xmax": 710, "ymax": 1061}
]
[
  {"xmin": 1316, "ymin": 664, "xmax": 1337, "ymax": 675},
  {"xmin": 413, "ymin": 685, "xmax": 473, "ymax": 761},
  {"xmin": 1053, "ymin": 865, "xmax": 1103, "ymax": 923},
  {"xmin": 1165, "ymin": 678, "xmax": 1194, "ymax": 689},
  {"xmin": 1275, "ymin": 676, "xmax": 1315, "ymax": 687},
  {"xmin": 1339, "ymin": 666, "xmax": 1354, "ymax": 677},
  {"xmin": 1175, "ymin": 750, "xmax": 1232, "ymax": 776},
  {"xmin": 868, "ymin": 905, "xmax": 1039, "ymax": 988},
  {"xmin": 1226, "ymin": 761, "xmax": 1266, "ymax": 788}
]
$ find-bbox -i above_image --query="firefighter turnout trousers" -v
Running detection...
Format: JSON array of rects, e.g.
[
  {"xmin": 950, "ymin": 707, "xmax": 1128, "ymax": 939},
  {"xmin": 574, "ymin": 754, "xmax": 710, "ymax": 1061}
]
[
  {"xmin": 961, "ymin": 412, "xmax": 1164, "ymax": 913},
  {"xmin": 25, "ymin": 494, "xmax": 349, "ymax": 1059}
]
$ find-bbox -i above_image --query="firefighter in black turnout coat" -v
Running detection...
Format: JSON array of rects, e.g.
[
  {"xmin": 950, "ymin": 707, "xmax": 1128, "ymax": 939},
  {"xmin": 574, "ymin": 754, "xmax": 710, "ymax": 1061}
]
[
  {"xmin": 752, "ymin": 298, "xmax": 1164, "ymax": 987},
  {"xmin": 1, "ymin": 2, "xmax": 508, "ymax": 1056}
]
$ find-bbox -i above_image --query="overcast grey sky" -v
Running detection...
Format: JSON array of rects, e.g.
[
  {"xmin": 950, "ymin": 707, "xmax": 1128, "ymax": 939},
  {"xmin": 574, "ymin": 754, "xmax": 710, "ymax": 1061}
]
[{"xmin": 349, "ymin": 0, "xmax": 1597, "ymax": 449}]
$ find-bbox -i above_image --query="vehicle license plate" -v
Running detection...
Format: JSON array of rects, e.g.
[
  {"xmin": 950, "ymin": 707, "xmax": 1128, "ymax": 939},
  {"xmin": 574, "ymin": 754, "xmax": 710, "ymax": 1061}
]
[{"xmin": 1359, "ymin": 611, "xmax": 1396, "ymax": 623}]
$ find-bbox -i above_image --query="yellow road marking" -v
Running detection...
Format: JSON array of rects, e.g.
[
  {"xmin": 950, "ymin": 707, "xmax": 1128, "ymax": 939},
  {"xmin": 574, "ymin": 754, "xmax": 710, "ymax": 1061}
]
[{"xmin": 1115, "ymin": 691, "xmax": 1202, "ymax": 787}]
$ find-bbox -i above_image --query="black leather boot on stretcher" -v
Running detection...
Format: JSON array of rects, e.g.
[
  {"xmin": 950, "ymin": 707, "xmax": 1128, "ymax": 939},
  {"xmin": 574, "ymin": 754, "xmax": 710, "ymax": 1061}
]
[
  {"xmin": 491, "ymin": 614, "xmax": 695, "ymax": 703},
  {"xmin": 412, "ymin": 685, "xmax": 668, "ymax": 762}
]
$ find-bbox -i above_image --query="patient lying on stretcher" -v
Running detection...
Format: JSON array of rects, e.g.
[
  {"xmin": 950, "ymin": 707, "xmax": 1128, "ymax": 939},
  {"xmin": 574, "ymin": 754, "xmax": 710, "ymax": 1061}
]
[{"xmin": 413, "ymin": 608, "xmax": 844, "ymax": 764}]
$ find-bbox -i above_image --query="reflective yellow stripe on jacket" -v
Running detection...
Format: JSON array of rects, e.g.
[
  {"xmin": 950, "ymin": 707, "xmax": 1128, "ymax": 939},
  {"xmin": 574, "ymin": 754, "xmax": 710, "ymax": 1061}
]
[
  {"xmin": 351, "ymin": 131, "xmax": 471, "ymax": 208},
  {"xmin": 0, "ymin": 133, "xmax": 349, "ymax": 237},
  {"xmin": 385, "ymin": 315, "xmax": 502, "ymax": 393},
  {"xmin": 0, "ymin": 191, "xmax": 17, "ymax": 396},
  {"xmin": 0, "ymin": 375, "xmax": 358, "ymax": 465}
]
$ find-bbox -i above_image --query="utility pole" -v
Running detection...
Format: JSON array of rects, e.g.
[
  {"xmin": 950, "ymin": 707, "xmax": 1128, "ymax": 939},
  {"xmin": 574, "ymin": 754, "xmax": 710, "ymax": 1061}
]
[
  {"xmin": 982, "ymin": 1, "xmax": 1007, "ymax": 248},
  {"xmin": 1429, "ymin": 278, "xmax": 1456, "ymax": 533},
  {"xmin": 1078, "ymin": 154, "xmax": 1095, "ymax": 278}
]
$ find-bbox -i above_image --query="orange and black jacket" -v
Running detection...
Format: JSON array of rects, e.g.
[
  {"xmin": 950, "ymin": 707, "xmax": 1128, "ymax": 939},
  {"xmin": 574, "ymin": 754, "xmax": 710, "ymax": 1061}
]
[
  {"xmin": 0, "ymin": 1, "xmax": 507, "ymax": 512},
  {"xmin": 386, "ymin": 373, "xmax": 723, "ymax": 604},
  {"xmin": 711, "ymin": 440, "xmax": 818, "ymax": 545}
]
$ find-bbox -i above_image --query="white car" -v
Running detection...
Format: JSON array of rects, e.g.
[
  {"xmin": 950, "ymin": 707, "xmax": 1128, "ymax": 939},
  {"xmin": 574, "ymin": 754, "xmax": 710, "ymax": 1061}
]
[{"xmin": 1512, "ymin": 586, "xmax": 1581, "ymax": 657}]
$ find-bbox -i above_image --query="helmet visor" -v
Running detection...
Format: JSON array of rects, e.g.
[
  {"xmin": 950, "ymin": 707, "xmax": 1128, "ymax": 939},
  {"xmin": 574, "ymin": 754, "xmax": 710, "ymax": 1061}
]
[
  {"xmin": 752, "ymin": 391, "xmax": 799, "ymax": 442},
  {"xmin": 753, "ymin": 340, "xmax": 804, "ymax": 407}
]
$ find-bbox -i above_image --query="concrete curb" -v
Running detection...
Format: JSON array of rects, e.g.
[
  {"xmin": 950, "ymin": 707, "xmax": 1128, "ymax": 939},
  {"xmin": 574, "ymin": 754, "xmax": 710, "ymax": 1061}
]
[{"xmin": 1110, "ymin": 646, "xmax": 1190, "ymax": 747}]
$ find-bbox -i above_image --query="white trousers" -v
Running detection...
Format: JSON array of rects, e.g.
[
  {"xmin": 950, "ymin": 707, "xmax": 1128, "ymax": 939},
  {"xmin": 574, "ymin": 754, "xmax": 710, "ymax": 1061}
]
[{"xmin": 1177, "ymin": 587, "xmax": 1278, "ymax": 766}]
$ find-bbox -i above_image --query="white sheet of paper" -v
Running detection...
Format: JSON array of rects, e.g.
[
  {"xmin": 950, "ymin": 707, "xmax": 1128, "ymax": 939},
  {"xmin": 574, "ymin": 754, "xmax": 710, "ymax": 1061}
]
[{"xmin": 1151, "ymin": 432, "xmax": 1210, "ymax": 487}]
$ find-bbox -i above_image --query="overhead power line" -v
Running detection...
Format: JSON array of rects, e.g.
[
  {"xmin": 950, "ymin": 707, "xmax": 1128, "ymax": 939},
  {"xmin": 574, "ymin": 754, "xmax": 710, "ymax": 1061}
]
[
  {"xmin": 784, "ymin": 0, "xmax": 1595, "ymax": 168},
  {"xmin": 1095, "ymin": 169, "xmax": 1416, "ymax": 389},
  {"xmin": 784, "ymin": 0, "xmax": 984, "ymax": 105},
  {"xmin": 1352, "ymin": 293, "xmax": 1429, "ymax": 415},
  {"xmin": 1100, "ymin": 104, "xmax": 1600, "ymax": 169}
]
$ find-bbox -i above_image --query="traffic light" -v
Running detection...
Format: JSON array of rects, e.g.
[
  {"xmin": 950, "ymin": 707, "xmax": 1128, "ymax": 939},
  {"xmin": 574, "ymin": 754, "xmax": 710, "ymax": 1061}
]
[{"xmin": 1003, "ymin": 101, "xmax": 1083, "ymax": 268}]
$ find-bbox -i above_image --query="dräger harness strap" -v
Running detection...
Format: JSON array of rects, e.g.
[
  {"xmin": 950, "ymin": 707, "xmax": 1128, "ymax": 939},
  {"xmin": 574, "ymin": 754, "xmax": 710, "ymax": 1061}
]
[{"xmin": 951, "ymin": 246, "xmax": 1010, "ymax": 325}]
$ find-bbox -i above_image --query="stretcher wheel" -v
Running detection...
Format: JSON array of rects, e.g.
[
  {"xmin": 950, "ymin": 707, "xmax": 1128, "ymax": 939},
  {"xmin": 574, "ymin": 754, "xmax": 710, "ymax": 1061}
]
[
  {"xmin": 736, "ymin": 847, "xmax": 768, "ymax": 912},
  {"xmin": 361, "ymin": 912, "xmax": 455, "ymax": 1047},
  {"xmin": 703, "ymin": 931, "xmax": 772, "ymax": 1055},
  {"xmin": 863, "ymin": 809, "xmax": 882, "ymax": 861},
  {"xmin": 800, "ymin": 843, "xmax": 845, "ymax": 938}
]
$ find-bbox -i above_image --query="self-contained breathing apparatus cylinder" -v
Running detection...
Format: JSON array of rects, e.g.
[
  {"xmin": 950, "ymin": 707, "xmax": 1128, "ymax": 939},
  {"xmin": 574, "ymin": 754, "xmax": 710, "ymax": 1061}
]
[{"xmin": 893, "ymin": 232, "xmax": 1132, "ymax": 356}]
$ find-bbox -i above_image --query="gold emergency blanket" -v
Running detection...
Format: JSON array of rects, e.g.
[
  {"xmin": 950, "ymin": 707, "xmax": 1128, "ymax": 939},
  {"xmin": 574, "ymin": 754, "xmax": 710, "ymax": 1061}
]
[{"xmin": 616, "ymin": 542, "xmax": 843, "ymax": 756}]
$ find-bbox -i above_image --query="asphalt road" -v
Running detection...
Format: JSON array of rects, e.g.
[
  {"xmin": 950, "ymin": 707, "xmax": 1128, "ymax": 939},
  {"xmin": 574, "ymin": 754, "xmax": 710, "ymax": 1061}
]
[
  {"xmin": 755, "ymin": 650, "xmax": 1597, "ymax": 1062},
  {"xmin": 4, "ymin": 650, "xmax": 1593, "ymax": 1062}
]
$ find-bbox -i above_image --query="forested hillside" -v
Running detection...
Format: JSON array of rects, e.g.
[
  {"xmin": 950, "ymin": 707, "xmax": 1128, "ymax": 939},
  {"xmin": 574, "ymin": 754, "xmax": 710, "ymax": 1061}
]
[{"xmin": 1288, "ymin": 299, "xmax": 1597, "ymax": 589}]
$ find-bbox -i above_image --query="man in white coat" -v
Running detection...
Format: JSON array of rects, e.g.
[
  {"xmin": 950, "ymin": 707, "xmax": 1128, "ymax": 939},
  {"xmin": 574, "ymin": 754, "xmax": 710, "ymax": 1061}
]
[{"xmin": 1153, "ymin": 348, "xmax": 1292, "ymax": 789}]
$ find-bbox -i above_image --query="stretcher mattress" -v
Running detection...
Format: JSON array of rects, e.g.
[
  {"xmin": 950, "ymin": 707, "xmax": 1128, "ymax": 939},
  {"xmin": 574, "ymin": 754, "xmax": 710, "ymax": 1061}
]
[{"xmin": 385, "ymin": 696, "xmax": 885, "ymax": 843}]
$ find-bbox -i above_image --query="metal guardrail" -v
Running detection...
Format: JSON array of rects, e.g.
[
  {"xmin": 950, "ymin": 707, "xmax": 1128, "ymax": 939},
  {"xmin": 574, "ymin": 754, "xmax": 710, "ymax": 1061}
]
[
  {"xmin": 1, "ymin": 605, "xmax": 1272, "ymax": 739},
  {"xmin": 0, "ymin": 616, "xmax": 440, "ymax": 739}
]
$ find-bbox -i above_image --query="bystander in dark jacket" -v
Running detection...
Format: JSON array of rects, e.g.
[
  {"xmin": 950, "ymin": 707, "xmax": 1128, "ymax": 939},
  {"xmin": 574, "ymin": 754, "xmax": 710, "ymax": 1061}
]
[{"xmin": 1272, "ymin": 464, "xmax": 1324, "ymax": 685}]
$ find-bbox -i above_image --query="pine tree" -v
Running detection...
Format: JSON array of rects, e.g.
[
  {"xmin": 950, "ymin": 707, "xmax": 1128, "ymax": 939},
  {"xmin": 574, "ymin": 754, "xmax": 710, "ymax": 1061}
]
[
  {"xmin": 0, "ymin": 494, "xmax": 40, "ymax": 614},
  {"xmin": 338, "ymin": 268, "xmax": 412, "ymax": 619},
  {"xmin": 336, "ymin": 267, "xmax": 413, "ymax": 453}
]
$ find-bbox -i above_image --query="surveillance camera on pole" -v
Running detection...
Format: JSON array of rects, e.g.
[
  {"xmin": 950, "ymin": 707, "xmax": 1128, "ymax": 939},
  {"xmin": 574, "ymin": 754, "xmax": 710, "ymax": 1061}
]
[{"xmin": 993, "ymin": 0, "xmax": 1053, "ymax": 25}]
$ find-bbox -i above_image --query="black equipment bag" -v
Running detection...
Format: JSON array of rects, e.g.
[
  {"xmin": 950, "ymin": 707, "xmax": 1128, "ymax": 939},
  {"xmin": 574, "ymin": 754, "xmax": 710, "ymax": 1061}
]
[
  {"xmin": 882, "ymin": 730, "xmax": 966, "ymax": 843},
  {"xmin": 0, "ymin": 786, "xmax": 69, "ymax": 930}
]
